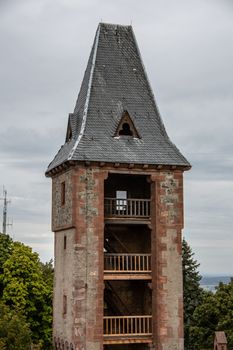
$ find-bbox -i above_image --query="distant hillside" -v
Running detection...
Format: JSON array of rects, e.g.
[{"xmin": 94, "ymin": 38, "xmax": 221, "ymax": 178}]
[{"xmin": 201, "ymin": 275, "xmax": 232, "ymax": 292}]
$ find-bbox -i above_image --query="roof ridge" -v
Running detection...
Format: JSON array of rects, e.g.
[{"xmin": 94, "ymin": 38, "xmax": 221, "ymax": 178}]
[
  {"xmin": 68, "ymin": 25, "xmax": 101, "ymax": 160},
  {"xmin": 99, "ymin": 22, "xmax": 132, "ymax": 29}
]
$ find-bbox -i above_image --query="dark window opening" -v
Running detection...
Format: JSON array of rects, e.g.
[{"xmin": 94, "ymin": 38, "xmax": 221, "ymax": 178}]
[
  {"xmin": 61, "ymin": 182, "xmax": 65, "ymax": 206},
  {"xmin": 119, "ymin": 122, "xmax": 133, "ymax": 136},
  {"xmin": 115, "ymin": 111, "xmax": 140, "ymax": 138},
  {"xmin": 67, "ymin": 128, "xmax": 72, "ymax": 141},
  {"xmin": 64, "ymin": 235, "xmax": 67, "ymax": 249}
]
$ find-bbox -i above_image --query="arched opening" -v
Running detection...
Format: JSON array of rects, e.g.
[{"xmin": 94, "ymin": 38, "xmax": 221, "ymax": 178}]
[{"xmin": 119, "ymin": 122, "xmax": 133, "ymax": 136}]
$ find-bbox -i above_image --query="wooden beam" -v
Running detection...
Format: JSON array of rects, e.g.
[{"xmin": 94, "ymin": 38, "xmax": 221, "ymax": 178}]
[
  {"xmin": 103, "ymin": 337, "xmax": 153, "ymax": 345},
  {"xmin": 104, "ymin": 273, "xmax": 152, "ymax": 280}
]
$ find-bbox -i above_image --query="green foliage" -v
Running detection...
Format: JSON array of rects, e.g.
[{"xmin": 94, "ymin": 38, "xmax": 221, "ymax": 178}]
[
  {"xmin": 0, "ymin": 240, "xmax": 53, "ymax": 349},
  {"xmin": 182, "ymin": 239, "xmax": 233, "ymax": 350},
  {"xmin": 40, "ymin": 259, "xmax": 54, "ymax": 290},
  {"xmin": 0, "ymin": 301, "xmax": 31, "ymax": 349},
  {"xmin": 189, "ymin": 282, "xmax": 233, "ymax": 350},
  {"xmin": 0, "ymin": 234, "xmax": 13, "ymax": 296},
  {"xmin": 189, "ymin": 291, "xmax": 217, "ymax": 349},
  {"xmin": 182, "ymin": 238, "xmax": 203, "ymax": 349},
  {"xmin": 216, "ymin": 282, "xmax": 233, "ymax": 346}
]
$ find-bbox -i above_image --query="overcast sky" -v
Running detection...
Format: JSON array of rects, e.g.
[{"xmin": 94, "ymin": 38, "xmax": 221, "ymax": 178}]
[{"xmin": 0, "ymin": 0, "xmax": 233, "ymax": 275}]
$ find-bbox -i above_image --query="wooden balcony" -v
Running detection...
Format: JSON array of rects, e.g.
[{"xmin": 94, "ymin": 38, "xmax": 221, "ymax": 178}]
[
  {"xmin": 104, "ymin": 253, "xmax": 152, "ymax": 280},
  {"xmin": 104, "ymin": 198, "xmax": 150, "ymax": 222},
  {"xmin": 104, "ymin": 315, "xmax": 152, "ymax": 344}
]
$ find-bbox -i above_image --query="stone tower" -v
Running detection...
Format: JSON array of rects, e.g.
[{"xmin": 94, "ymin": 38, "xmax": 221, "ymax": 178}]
[{"xmin": 46, "ymin": 23, "xmax": 190, "ymax": 350}]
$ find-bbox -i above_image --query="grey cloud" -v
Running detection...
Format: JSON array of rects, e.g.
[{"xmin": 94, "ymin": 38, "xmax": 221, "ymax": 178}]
[
  {"xmin": 0, "ymin": 125, "xmax": 65, "ymax": 163},
  {"xmin": 185, "ymin": 155, "xmax": 233, "ymax": 181},
  {"xmin": 0, "ymin": 0, "xmax": 233, "ymax": 272},
  {"xmin": 184, "ymin": 176, "xmax": 233, "ymax": 274}
]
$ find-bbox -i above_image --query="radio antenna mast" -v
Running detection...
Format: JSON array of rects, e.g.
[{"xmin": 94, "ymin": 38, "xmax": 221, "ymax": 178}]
[{"xmin": 1, "ymin": 188, "xmax": 11, "ymax": 234}]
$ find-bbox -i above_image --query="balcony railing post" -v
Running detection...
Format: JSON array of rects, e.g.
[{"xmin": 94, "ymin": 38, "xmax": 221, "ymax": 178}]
[
  {"xmin": 104, "ymin": 316, "xmax": 152, "ymax": 336},
  {"xmin": 104, "ymin": 198, "xmax": 150, "ymax": 218},
  {"xmin": 104, "ymin": 253, "xmax": 151, "ymax": 273}
]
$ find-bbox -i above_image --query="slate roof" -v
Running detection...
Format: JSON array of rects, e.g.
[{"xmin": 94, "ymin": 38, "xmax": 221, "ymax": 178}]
[{"xmin": 46, "ymin": 23, "xmax": 190, "ymax": 174}]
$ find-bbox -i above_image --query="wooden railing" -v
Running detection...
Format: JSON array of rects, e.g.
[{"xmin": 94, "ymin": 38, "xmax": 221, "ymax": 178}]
[
  {"xmin": 104, "ymin": 198, "xmax": 150, "ymax": 218},
  {"xmin": 104, "ymin": 254, "xmax": 151, "ymax": 273},
  {"xmin": 104, "ymin": 315, "xmax": 152, "ymax": 337}
]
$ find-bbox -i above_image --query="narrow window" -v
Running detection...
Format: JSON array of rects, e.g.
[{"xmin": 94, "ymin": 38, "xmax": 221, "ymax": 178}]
[
  {"xmin": 61, "ymin": 181, "xmax": 65, "ymax": 206},
  {"xmin": 63, "ymin": 295, "xmax": 67, "ymax": 316},
  {"xmin": 64, "ymin": 235, "xmax": 67, "ymax": 249}
]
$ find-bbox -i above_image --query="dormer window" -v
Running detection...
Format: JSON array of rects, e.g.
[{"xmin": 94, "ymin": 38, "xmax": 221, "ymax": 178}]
[
  {"xmin": 67, "ymin": 127, "xmax": 72, "ymax": 142},
  {"xmin": 65, "ymin": 114, "xmax": 73, "ymax": 142},
  {"xmin": 115, "ymin": 111, "xmax": 140, "ymax": 138}
]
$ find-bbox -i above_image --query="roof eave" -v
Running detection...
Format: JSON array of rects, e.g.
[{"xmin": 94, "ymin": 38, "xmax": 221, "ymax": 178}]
[{"xmin": 45, "ymin": 159, "xmax": 191, "ymax": 178}]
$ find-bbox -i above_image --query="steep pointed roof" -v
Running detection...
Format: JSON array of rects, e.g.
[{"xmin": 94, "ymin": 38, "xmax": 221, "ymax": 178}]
[{"xmin": 46, "ymin": 23, "xmax": 190, "ymax": 175}]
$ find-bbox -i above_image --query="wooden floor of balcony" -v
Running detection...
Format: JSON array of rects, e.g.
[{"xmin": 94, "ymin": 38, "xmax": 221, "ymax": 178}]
[
  {"xmin": 104, "ymin": 336, "xmax": 153, "ymax": 345},
  {"xmin": 105, "ymin": 218, "xmax": 151, "ymax": 226},
  {"xmin": 104, "ymin": 273, "xmax": 151, "ymax": 280}
]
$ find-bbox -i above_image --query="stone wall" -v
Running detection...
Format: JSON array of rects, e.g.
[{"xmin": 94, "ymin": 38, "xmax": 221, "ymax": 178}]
[
  {"xmin": 52, "ymin": 170, "xmax": 73, "ymax": 231},
  {"xmin": 151, "ymin": 170, "xmax": 184, "ymax": 350},
  {"xmin": 52, "ymin": 166, "xmax": 107, "ymax": 350},
  {"xmin": 53, "ymin": 228, "xmax": 75, "ymax": 345},
  {"xmin": 72, "ymin": 167, "xmax": 106, "ymax": 350},
  {"xmin": 52, "ymin": 166, "xmax": 185, "ymax": 350}
]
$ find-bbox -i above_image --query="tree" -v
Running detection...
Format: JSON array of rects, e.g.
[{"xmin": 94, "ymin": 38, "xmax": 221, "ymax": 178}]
[
  {"xmin": 189, "ymin": 282, "xmax": 233, "ymax": 350},
  {"xmin": 0, "ymin": 301, "xmax": 31, "ymax": 350},
  {"xmin": 189, "ymin": 290, "xmax": 217, "ymax": 349},
  {"xmin": 1, "ymin": 242, "xmax": 52, "ymax": 349},
  {"xmin": 216, "ymin": 282, "xmax": 233, "ymax": 347},
  {"xmin": 0, "ymin": 233, "xmax": 13, "ymax": 296},
  {"xmin": 182, "ymin": 238, "xmax": 203, "ymax": 349},
  {"xmin": 40, "ymin": 259, "xmax": 54, "ymax": 290}
]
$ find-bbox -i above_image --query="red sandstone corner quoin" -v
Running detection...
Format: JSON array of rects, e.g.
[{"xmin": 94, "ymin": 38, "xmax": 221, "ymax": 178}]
[{"xmin": 46, "ymin": 22, "xmax": 190, "ymax": 350}]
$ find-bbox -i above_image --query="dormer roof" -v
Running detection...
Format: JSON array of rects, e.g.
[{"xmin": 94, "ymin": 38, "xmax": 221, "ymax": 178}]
[{"xmin": 46, "ymin": 23, "xmax": 190, "ymax": 175}]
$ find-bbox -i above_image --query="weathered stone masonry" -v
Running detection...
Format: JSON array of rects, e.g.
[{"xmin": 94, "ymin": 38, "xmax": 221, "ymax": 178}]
[
  {"xmin": 52, "ymin": 167, "xmax": 184, "ymax": 350},
  {"xmin": 151, "ymin": 171, "xmax": 184, "ymax": 350},
  {"xmin": 53, "ymin": 167, "xmax": 107, "ymax": 350}
]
